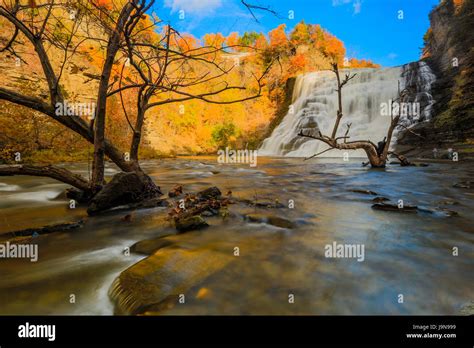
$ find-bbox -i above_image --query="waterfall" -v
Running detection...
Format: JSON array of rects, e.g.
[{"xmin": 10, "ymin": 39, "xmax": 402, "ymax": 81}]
[{"xmin": 259, "ymin": 61, "xmax": 436, "ymax": 157}]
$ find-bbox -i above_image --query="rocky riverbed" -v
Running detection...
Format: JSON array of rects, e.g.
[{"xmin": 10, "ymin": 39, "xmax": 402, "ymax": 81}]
[{"xmin": 0, "ymin": 157, "xmax": 473, "ymax": 315}]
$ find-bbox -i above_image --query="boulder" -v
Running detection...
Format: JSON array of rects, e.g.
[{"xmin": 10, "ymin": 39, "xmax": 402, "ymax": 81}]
[
  {"xmin": 197, "ymin": 187, "xmax": 221, "ymax": 200},
  {"xmin": 87, "ymin": 172, "xmax": 161, "ymax": 215},
  {"xmin": 65, "ymin": 188, "xmax": 94, "ymax": 204},
  {"xmin": 175, "ymin": 215, "xmax": 209, "ymax": 233}
]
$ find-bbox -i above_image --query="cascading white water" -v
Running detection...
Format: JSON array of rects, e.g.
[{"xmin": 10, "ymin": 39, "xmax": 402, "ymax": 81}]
[{"xmin": 259, "ymin": 61, "xmax": 436, "ymax": 157}]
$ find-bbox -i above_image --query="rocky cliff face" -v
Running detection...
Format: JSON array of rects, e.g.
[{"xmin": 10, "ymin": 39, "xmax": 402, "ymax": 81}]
[{"xmin": 397, "ymin": 0, "xmax": 474, "ymax": 158}]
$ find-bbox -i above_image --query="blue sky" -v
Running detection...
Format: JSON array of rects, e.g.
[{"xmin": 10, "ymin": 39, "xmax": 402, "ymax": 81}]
[{"xmin": 153, "ymin": 0, "xmax": 440, "ymax": 67}]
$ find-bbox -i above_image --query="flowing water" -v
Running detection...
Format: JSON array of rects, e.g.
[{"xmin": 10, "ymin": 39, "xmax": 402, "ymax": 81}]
[
  {"xmin": 0, "ymin": 157, "xmax": 473, "ymax": 315},
  {"xmin": 259, "ymin": 61, "xmax": 436, "ymax": 157}
]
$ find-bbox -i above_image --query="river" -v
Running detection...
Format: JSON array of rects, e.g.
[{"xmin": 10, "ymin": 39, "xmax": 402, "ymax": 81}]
[{"xmin": 0, "ymin": 157, "xmax": 473, "ymax": 314}]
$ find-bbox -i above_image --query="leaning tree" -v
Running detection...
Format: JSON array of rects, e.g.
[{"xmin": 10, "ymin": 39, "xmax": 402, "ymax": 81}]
[
  {"xmin": 298, "ymin": 62, "xmax": 412, "ymax": 167},
  {"xmin": 0, "ymin": 0, "xmax": 271, "ymax": 200}
]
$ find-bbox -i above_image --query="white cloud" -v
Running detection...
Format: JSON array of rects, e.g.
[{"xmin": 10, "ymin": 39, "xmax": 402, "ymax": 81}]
[
  {"xmin": 353, "ymin": 0, "xmax": 361, "ymax": 14},
  {"xmin": 164, "ymin": 0, "xmax": 223, "ymax": 14},
  {"xmin": 387, "ymin": 53, "xmax": 398, "ymax": 60},
  {"xmin": 333, "ymin": 0, "xmax": 362, "ymax": 15},
  {"xmin": 332, "ymin": 0, "xmax": 352, "ymax": 5}
]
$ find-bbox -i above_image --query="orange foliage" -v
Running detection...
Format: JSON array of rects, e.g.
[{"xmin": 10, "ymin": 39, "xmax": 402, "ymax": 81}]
[
  {"xmin": 226, "ymin": 32, "xmax": 240, "ymax": 50},
  {"xmin": 290, "ymin": 21, "xmax": 311, "ymax": 46},
  {"xmin": 310, "ymin": 25, "xmax": 324, "ymax": 47},
  {"xmin": 349, "ymin": 58, "xmax": 380, "ymax": 68},
  {"xmin": 254, "ymin": 34, "xmax": 268, "ymax": 50},
  {"xmin": 269, "ymin": 24, "xmax": 288, "ymax": 49},
  {"xmin": 288, "ymin": 53, "xmax": 307, "ymax": 75},
  {"xmin": 94, "ymin": 0, "xmax": 112, "ymax": 9},
  {"xmin": 321, "ymin": 32, "xmax": 345, "ymax": 64},
  {"xmin": 174, "ymin": 33, "xmax": 199, "ymax": 52},
  {"xmin": 203, "ymin": 33, "xmax": 226, "ymax": 48}
]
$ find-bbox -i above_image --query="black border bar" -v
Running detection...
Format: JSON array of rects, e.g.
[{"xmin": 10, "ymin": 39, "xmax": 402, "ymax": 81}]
[{"xmin": 0, "ymin": 315, "xmax": 472, "ymax": 346}]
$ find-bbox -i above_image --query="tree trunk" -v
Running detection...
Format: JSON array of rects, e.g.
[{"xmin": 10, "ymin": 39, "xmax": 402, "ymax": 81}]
[
  {"xmin": 336, "ymin": 141, "xmax": 386, "ymax": 167},
  {"xmin": 331, "ymin": 67, "xmax": 343, "ymax": 139},
  {"xmin": 130, "ymin": 97, "xmax": 148, "ymax": 162},
  {"xmin": 90, "ymin": 2, "xmax": 136, "ymax": 190},
  {"xmin": 0, "ymin": 164, "xmax": 91, "ymax": 192}
]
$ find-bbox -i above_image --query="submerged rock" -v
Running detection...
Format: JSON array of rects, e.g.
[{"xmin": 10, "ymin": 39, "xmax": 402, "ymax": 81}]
[
  {"xmin": 109, "ymin": 245, "xmax": 234, "ymax": 315},
  {"xmin": 111, "ymin": 197, "xmax": 169, "ymax": 212},
  {"xmin": 245, "ymin": 214, "xmax": 295, "ymax": 229},
  {"xmin": 453, "ymin": 181, "xmax": 474, "ymax": 189},
  {"xmin": 372, "ymin": 196, "xmax": 390, "ymax": 203},
  {"xmin": 371, "ymin": 203, "xmax": 418, "ymax": 213},
  {"xmin": 87, "ymin": 172, "xmax": 162, "ymax": 215},
  {"xmin": 436, "ymin": 208, "xmax": 459, "ymax": 217},
  {"xmin": 460, "ymin": 301, "xmax": 474, "ymax": 315},
  {"xmin": 175, "ymin": 216, "xmax": 209, "ymax": 233},
  {"xmin": 121, "ymin": 214, "xmax": 134, "ymax": 223},
  {"xmin": 201, "ymin": 210, "xmax": 217, "ymax": 217},
  {"xmin": 239, "ymin": 199, "xmax": 285, "ymax": 209},
  {"xmin": 437, "ymin": 200, "xmax": 460, "ymax": 206},
  {"xmin": 419, "ymin": 207, "xmax": 459, "ymax": 217},
  {"xmin": 130, "ymin": 238, "xmax": 174, "ymax": 255},
  {"xmin": 6, "ymin": 219, "xmax": 85, "ymax": 238},
  {"xmin": 350, "ymin": 189, "xmax": 378, "ymax": 196},
  {"xmin": 267, "ymin": 216, "xmax": 296, "ymax": 229}
]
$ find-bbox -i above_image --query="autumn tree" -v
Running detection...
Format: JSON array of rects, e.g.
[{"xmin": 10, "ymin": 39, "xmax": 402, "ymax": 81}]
[
  {"xmin": 290, "ymin": 20, "xmax": 311, "ymax": 46},
  {"xmin": 225, "ymin": 32, "xmax": 240, "ymax": 51},
  {"xmin": 320, "ymin": 32, "xmax": 345, "ymax": 66},
  {"xmin": 309, "ymin": 24, "xmax": 324, "ymax": 46},
  {"xmin": 202, "ymin": 32, "xmax": 226, "ymax": 49},
  {"xmin": 268, "ymin": 24, "xmax": 288, "ymax": 53},
  {"xmin": 254, "ymin": 33, "xmax": 268, "ymax": 50},
  {"xmin": 239, "ymin": 31, "xmax": 258, "ymax": 45},
  {"xmin": 0, "ymin": 0, "xmax": 272, "ymax": 207}
]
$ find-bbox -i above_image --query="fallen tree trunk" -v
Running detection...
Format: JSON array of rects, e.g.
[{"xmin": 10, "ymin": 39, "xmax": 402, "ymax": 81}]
[{"xmin": 0, "ymin": 164, "xmax": 90, "ymax": 192}]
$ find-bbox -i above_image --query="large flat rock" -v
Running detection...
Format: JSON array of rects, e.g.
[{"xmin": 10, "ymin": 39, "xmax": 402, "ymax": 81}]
[{"xmin": 109, "ymin": 242, "xmax": 234, "ymax": 315}]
